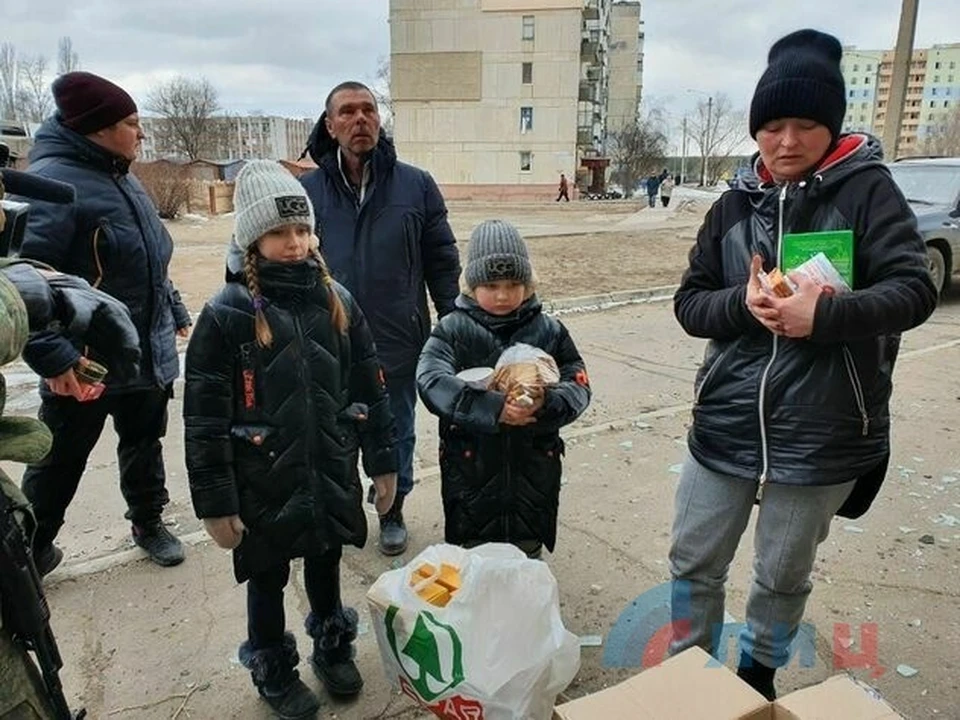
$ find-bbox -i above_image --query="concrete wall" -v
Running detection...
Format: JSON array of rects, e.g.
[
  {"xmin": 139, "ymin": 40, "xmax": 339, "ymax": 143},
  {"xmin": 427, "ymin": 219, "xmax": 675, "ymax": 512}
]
[
  {"xmin": 607, "ymin": 2, "xmax": 641, "ymax": 134},
  {"xmin": 391, "ymin": 0, "xmax": 582, "ymax": 190}
]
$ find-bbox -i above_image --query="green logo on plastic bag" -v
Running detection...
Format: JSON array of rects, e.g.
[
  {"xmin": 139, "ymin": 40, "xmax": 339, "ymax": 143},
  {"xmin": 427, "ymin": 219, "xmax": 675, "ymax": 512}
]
[{"xmin": 385, "ymin": 605, "xmax": 465, "ymax": 702}]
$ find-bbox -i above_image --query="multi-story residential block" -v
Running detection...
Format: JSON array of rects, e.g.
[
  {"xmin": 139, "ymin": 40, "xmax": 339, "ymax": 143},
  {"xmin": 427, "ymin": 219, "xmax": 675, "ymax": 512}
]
[
  {"xmin": 139, "ymin": 115, "xmax": 313, "ymax": 162},
  {"xmin": 841, "ymin": 43, "xmax": 960, "ymax": 156},
  {"xmin": 606, "ymin": 1, "xmax": 644, "ymax": 135},
  {"xmin": 390, "ymin": 0, "xmax": 642, "ymax": 200}
]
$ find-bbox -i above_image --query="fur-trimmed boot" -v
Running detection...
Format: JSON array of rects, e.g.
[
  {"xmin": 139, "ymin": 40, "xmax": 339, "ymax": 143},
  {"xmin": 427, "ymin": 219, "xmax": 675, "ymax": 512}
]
[
  {"xmin": 238, "ymin": 632, "xmax": 320, "ymax": 719},
  {"xmin": 306, "ymin": 608, "xmax": 363, "ymax": 697}
]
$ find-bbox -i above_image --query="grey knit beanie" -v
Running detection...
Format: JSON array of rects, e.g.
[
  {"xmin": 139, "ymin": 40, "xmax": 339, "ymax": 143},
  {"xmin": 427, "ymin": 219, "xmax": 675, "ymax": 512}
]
[
  {"xmin": 464, "ymin": 220, "xmax": 532, "ymax": 289},
  {"xmin": 232, "ymin": 160, "xmax": 315, "ymax": 252}
]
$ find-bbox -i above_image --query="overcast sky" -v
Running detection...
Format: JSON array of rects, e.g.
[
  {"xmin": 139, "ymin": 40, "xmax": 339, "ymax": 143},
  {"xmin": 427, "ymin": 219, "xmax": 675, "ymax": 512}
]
[{"xmin": 4, "ymin": 0, "xmax": 959, "ymax": 148}]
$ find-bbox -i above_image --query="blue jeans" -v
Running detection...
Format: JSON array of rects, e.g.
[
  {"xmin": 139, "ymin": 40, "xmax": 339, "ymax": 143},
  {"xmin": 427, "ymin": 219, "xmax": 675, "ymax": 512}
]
[{"xmin": 386, "ymin": 375, "xmax": 417, "ymax": 497}]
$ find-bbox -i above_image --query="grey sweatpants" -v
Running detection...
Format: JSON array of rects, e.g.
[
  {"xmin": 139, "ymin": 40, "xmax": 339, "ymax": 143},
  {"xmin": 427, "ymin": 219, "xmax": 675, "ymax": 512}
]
[{"xmin": 667, "ymin": 452, "xmax": 855, "ymax": 668}]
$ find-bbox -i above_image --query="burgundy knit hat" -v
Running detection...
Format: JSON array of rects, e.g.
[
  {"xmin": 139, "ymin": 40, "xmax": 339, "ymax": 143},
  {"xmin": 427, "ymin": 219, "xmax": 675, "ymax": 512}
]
[{"xmin": 52, "ymin": 71, "xmax": 138, "ymax": 135}]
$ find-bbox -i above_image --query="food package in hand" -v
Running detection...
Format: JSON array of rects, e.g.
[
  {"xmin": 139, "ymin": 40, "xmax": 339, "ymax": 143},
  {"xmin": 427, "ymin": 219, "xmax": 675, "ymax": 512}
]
[
  {"xmin": 491, "ymin": 343, "xmax": 560, "ymax": 408},
  {"xmin": 792, "ymin": 252, "xmax": 851, "ymax": 294},
  {"xmin": 758, "ymin": 253, "xmax": 850, "ymax": 298},
  {"xmin": 758, "ymin": 267, "xmax": 796, "ymax": 297}
]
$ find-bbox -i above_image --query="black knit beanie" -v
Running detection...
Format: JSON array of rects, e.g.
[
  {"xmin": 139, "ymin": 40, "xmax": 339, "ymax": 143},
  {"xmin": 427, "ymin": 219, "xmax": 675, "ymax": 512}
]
[{"xmin": 749, "ymin": 29, "xmax": 846, "ymax": 139}]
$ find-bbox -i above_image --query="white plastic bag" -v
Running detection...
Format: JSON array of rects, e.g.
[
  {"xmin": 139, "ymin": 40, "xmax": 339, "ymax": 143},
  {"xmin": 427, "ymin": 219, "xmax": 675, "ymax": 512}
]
[{"xmin": 367, "ymin": 543, "xmax": 580, "ymax": 720}]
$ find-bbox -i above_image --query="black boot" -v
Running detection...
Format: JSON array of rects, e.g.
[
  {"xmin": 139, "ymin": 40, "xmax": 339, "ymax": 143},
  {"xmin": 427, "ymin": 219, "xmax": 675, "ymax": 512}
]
[
  {"xmin": 239, "ymin": 633, "xmax": 320, "ymax": 719},
  {"xmin": 378, "ymin": 493, "xmax": 408, "ymax": 556},
  {"xmin": 737, "ymin": 653, "xmax": 777, "ymax": 701},
  {"xmin": 306, "ymin": 608, "xmax": 363, "ymax": 697},
  {"xmin": 132, "ymin": 520, "xmax": 184, "ymax": 567}
]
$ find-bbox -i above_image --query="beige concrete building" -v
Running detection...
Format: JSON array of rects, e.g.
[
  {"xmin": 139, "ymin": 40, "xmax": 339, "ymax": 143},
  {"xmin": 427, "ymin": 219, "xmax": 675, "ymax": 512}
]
[
  {"xmin": 390, "ymin": 0, "xmax": 641, "ymax": 200},
  {"xmin": 606, "ymin": 2, "xmax": 643, "ymax": 134},
  {"xmin": 842, "ymin": 43, "xmax": 960, "ymax": 156},
  {"xmin": 140, "ymin": 115, "xmax": 313, "ymax": 162}
]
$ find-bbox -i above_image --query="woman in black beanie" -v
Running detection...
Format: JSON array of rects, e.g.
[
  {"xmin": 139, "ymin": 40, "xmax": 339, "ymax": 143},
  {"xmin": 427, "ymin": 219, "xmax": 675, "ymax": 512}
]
[{"xmin": 666, "ymin": 29, "xmax": 937, "ymax": 700}]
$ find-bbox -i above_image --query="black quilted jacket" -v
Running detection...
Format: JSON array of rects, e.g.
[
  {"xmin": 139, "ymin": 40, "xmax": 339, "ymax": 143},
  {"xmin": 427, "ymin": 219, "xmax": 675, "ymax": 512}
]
[
  {"xmin": 416, "ymin": 294, "xmax": 591, "ymax": 551},
  {"xmin": 184, "ymin": 253, "xmax": 395, "ymax": 579}
]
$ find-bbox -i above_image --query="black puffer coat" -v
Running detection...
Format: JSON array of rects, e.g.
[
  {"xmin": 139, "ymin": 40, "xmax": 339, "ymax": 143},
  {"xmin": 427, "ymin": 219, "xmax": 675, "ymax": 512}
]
[
  {"xmin": 184, "ymin": 253, "xmax": 395, "ymax": 580},
  {"xmin": 675, "ymin": 134, "xmax": 936, "ymax": 511},
  {"xmin": 416, "ymin": 295, "xmax": 591, "ymax": 551}
]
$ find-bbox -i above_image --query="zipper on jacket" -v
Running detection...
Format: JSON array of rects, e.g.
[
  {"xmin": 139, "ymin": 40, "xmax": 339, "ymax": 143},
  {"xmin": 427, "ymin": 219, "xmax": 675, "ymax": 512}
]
[
  {"xmin": 503, "ymin": 433, "xmax": 512, "ymax": 542},
  {"xmin": 756, "ymin": 184, "xmax": 789, "ymax": 501},
  {"xmin": 842, "ymin": 345, "xmax": 870, "ymax": 436}
]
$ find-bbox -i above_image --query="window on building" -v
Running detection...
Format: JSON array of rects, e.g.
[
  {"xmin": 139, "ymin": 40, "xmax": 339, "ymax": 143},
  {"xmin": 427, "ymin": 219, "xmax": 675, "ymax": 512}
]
[
  {"xmin": 853, "ymin": 63, "xmax": 859, "ymax": 71},
  {"xmin": 866, "ymin": 64, "xmax": 873, "ymax": 72},
  {"xmin": 951, "ymin": 61, "xmax": 957, "ymax": 70},
  {"xmin": 864, "ymin": 76, "xmax": 870, "ymax": 84},
  {"xmin": 930, "ymin": 100, "xmax": 936, "ymax": 107},
  {"xmin": 520, "ymin": 151, "xmax": 532, "ymax": 172},
  {"xmin": 950, "ymin": 75, "xmax": 955, "ymax": 83},
  {"xmin": 863, "ymin": 90, "xmax": 869, "ymax": 97},
  {"xmin": 851, "ymin": 77, "xmax": 858, "ymax": 85},
  {"xmin": 522, "ymin": 15, "xmax": 535, "ymax": 40},
  {"xmin": 522, "ymin": 62, "xmax": 533, "ymax": 84},
  {"xmin": 929, "ymin": 113, "xmax": 935, "ymax": 121},
  {"xmin": 934, "ymin": 75, "xmax": 940, "ymax": 82},
  {"xmin": 520, "ymin": 106, "xmax": 533, "ymax": 132},
  {"xmin": 935, "ymin": 61, "xmax": 941, "ymax": 69},
  {"xmin": 848, "ymin": 89, "xmax": 855, "ymax": 98},
  {"xmin": 932, "ymin": 88, "xmax": 938, "ymax": 95},
  {"xmin": 859, "ymin": 115, "xmax": 866, "ymax": 122}
]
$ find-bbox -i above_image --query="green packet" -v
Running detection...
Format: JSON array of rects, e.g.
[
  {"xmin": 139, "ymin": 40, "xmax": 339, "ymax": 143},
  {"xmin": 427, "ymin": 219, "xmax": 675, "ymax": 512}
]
[{"xmin": 781, "ymin": 230, "xmax": 854, "ymax": 287}]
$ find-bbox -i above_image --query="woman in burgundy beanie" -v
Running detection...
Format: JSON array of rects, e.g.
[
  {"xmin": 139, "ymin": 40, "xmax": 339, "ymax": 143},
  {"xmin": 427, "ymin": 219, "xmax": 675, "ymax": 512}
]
[
  {"xmin": 16, "ymin": 69, "xmax": 191, "ymax": 574},
  {"xmin": 52, "ymin": 71, "xmax": 138, "ymax": 136}
]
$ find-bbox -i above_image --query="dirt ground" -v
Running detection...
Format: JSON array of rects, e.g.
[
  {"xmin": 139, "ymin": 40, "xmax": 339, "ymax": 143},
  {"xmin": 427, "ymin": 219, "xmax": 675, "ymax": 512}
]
[
  {"xmin": 166, "ymin": 196, "xmax": 705, "ymax": 313},
  {"xmin": 5, "ymin": 188, "xmax": 959, "ymax": 719}
]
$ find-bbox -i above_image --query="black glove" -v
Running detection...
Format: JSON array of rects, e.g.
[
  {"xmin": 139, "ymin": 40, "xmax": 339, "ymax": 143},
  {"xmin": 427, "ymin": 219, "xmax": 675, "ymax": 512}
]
[{"xmin": 2, "ymin": 263, "xmax": 141, "ymax": 381}]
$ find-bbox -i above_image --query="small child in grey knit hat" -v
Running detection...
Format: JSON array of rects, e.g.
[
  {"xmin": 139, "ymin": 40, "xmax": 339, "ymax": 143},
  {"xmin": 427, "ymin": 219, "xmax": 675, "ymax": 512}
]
[{"xmin": 416, "ymin": 219, "xmax": 591, "ymax": 559}]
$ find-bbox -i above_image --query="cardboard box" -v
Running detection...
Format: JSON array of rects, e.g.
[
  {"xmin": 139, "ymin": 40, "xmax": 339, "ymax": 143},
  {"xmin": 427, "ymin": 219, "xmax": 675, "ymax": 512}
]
[{"xmin": 553, "ymin": 647, "xmax": 903, "ymax": 720}]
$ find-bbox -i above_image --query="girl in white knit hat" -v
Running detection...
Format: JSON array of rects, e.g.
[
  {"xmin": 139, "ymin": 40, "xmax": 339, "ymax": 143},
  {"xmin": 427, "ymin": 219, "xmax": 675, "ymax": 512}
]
[{"xmin": 183, "ymin": 160, "xmax": 397, "ymax": 718}]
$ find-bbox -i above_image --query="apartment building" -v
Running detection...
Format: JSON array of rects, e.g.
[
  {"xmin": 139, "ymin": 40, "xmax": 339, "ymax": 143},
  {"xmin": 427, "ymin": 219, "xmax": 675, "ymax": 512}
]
[
  {"xmin": 606, "ymin": 2, "xmax": 644, "ymax": 135},
  {"xmin": 139, "ymin": 115, "xmax": 313, "ymax": 162},
  {"xmin": 841, "ymin": 43, "xmax": 960, "ymax": 156},
  {"xmin": 390, "ymin": 0, "xmax": 642, "ymax": 200}
]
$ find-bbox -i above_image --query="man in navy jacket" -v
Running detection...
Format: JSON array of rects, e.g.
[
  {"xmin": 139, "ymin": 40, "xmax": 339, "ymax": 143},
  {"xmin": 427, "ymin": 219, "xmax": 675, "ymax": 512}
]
[
  {"xmin": 300, "ymin": 81, "xmax": 460, "ymax": 555},
  {"xmin": 14, "ymin": 72, "xmax": 191, "ymax": 574}
]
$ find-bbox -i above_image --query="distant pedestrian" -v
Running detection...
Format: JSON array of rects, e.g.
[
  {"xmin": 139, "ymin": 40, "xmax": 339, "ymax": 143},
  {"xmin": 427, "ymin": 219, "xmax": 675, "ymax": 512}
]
[
  {"xmin": 660, "ymin": 174, "xmax": 675, "ymax": 207},
  {"xmin": 556, "ymin": 172, "xmax": 570, "ymax": 202}
]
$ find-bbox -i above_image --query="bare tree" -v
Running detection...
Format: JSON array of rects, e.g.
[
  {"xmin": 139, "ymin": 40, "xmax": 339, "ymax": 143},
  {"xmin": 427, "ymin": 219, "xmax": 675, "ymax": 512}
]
[
  {"xmin": 132, "ymin": 161, "xmax": 191, "ymax": 219},
  {"xmin": 0, "ymin": 43, "xmax": 21, "ymax": 120},
  {"xmin": 145, "ymin": 76, "xmax": 220, "ymax": 160},
  {"xmin": 921, "ymin": 107, "xmax": 960, "ymax": 156},
  {"xmin": 57, "ymin": 37, "xmax": 81, "ymax": 75},
  {"xmin": 18, "ymin": 54, "xmax": 52, "ymax": 122},
  {"xmin": 607, "ymin": 109, "xmax": 668, "ymax": 198},
  {"xmin": 688, "ymin": 93, "xmax": 748, "ymax": 186},
  {"xmin": 370, "ymin": 55, "xmax": 393, "ymax": 134}
]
